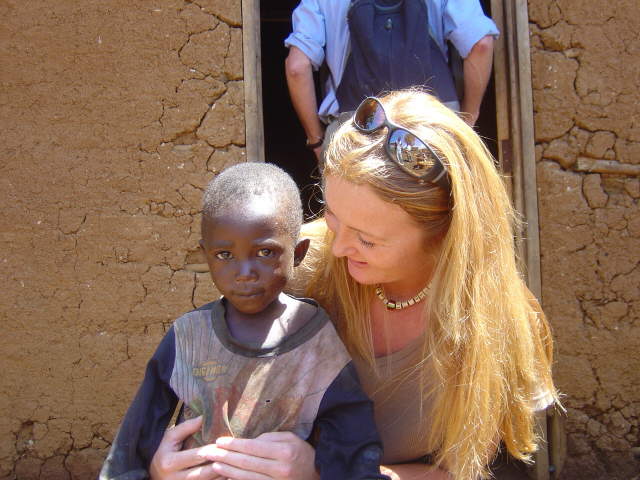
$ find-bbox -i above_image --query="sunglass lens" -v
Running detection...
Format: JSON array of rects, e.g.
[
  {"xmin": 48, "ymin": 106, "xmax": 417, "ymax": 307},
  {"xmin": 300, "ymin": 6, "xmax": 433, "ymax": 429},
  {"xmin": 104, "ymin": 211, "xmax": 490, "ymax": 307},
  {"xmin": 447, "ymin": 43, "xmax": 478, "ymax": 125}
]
[
  {"xmin": 388, "ymin": 129, "xmax": 436, "ymax": 174},
  {"xmin": 354, "ymin": 98, "xmax": 385, "ymax": 132}
]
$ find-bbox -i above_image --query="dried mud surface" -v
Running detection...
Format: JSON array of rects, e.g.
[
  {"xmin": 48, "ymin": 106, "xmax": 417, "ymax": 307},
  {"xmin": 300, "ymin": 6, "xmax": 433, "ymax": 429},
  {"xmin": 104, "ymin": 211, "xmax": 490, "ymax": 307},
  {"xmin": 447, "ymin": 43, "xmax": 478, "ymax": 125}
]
[
  {"xmin": 3, "ymin": 1, "xmax": 640, "ymax": 479},
  {"xmin": 1, "ymin": 1, "xmax": 243, "ymax": 478},
  {"xmin": 530, "ymin": 0, "xmax": 640, "ymax": 478}
]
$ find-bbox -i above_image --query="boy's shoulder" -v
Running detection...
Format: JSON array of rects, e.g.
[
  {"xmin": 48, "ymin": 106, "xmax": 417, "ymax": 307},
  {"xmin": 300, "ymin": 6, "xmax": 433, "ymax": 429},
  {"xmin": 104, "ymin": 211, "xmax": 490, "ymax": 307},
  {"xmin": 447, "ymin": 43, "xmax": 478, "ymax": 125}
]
[
  {"xmin": 171, "ymin": 298, "xmax": 222, "ymax": 328},
  {"xmin": 280, "ymin": 295, "xmax": 350, "ymax": 356}
]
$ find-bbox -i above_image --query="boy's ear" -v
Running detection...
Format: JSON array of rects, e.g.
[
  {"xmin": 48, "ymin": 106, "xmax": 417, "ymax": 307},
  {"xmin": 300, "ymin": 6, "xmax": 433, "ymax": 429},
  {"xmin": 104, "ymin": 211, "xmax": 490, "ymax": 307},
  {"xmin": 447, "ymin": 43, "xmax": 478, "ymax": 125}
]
[{"xmin": 293, "ymin": 238, "xmax": 311, "ymax": 267}]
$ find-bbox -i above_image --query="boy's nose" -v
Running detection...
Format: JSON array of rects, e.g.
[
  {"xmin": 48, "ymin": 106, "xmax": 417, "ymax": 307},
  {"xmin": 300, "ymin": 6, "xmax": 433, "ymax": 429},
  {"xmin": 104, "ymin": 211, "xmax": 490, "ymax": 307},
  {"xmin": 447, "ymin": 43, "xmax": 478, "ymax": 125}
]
[{"xmin": 235, "ymin": 261, "xmax": 258, "ymax": 281}]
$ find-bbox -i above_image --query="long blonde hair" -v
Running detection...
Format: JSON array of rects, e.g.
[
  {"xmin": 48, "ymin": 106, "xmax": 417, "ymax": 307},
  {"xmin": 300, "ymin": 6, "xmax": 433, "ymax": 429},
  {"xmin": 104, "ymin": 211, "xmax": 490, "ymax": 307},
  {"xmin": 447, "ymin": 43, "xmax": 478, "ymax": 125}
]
[{"xmin": 300, "ymin": 90, "xmax": 557, "ymax": 479}]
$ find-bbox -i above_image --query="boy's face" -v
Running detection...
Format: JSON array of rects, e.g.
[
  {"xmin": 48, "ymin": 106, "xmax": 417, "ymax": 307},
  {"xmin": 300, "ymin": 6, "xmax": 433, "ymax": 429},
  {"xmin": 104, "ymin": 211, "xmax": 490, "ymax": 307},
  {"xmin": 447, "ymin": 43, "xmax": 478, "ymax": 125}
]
[{"xmin": 201, "ymin": 200, "xmax": 301, "ymax": 315}]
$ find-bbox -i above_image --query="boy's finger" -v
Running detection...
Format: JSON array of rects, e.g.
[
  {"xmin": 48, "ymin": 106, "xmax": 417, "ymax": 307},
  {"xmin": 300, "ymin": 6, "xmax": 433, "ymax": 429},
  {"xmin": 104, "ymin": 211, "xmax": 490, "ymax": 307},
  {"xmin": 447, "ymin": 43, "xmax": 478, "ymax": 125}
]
[{"xmin": 157, "ymin": 448, "xmax": 212, "ymax": 473}]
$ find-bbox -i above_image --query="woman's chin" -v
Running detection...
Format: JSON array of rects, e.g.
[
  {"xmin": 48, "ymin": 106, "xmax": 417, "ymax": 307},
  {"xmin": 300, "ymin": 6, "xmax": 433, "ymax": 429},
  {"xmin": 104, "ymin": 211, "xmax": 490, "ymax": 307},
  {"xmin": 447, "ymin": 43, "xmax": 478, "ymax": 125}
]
[{"xmin": 347, "ymin": 261, "xmax": 378, "ymax": 285}]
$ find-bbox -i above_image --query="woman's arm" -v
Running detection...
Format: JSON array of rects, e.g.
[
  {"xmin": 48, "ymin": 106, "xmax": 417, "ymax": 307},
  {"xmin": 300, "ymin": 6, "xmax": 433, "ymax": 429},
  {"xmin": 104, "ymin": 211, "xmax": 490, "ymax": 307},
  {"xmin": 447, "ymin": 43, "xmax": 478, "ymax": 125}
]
[
  {"xmin": 204, "ymin": 432, "xmax": 320, "ymax": 480},
  {"xmin": 203, "ymin": 436, "xmax": 453, "ymax": 480},
  {"xmin": 381, "ymin": 464, "xmax": 451, "ymax": 480}
]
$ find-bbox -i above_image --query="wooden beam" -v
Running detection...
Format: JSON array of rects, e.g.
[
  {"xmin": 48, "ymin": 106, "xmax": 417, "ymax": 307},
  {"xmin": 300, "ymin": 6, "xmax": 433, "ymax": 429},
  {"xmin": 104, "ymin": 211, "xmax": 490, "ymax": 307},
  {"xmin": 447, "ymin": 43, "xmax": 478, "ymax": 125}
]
[
  {"xmin": 184, "ymin": 263, "xmax": 209, "ymax": 273},
  {"xmin": 241, "ymin": 0, "xmax": 265, "ymax": 163},
  {"xmin": 515, "ymin": 0, "xmax": 542, "ymax": 302},
  {"xmin": 497, "ymin": 2, "xmax": 550, "ymax": 478},
  {"xmin": 574, "ymin": 157, "xmax": 640, "ymax": 176}
]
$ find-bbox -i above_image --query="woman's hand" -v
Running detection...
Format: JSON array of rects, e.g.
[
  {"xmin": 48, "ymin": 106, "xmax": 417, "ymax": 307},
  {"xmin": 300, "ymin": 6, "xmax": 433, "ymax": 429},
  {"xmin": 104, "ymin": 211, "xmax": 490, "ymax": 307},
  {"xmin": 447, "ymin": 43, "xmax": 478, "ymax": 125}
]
[
  {"xmin": 381, "ymin": 463, "xmax": 452, "ymax": 480},
  {"xmin": 149, "ymin": 416, "xmax": 224, "ymax": 480},
  {"xmin": 205, "ymin": 431, "xmax": 320, "ymax": 480}
]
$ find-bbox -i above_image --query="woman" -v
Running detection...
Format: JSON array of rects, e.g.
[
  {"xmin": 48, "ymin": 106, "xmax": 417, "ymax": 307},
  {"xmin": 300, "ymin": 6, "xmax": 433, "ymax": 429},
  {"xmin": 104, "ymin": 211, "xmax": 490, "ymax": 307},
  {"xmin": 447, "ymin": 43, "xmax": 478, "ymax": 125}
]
[{"xmin": 149, "ymin": 90, "xmax": 558, "ymax": 479}]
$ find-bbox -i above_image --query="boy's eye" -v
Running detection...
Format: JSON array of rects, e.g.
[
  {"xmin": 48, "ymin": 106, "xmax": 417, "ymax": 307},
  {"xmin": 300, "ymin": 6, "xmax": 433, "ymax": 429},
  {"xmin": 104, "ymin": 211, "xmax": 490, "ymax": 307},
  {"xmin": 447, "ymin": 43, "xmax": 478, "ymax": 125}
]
[
  {"xmin": 256, "ymin": 248, "xmax": 273, "ymax": 258},
  {"xmin": 215, "ymin": 251, "xmax": 233, "ymax": 260}
]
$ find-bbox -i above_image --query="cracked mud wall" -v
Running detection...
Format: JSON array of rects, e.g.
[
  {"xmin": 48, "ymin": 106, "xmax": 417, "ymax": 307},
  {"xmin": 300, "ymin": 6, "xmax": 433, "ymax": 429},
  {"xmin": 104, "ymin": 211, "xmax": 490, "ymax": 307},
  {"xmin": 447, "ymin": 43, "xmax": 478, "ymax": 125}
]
[
  {"xmin": 530, "ymin": 0, "xmax": 640, "ymax": 478},
  {"xmin": 1, "ymin": 1, "xmax": 245, "ymax": 478}
]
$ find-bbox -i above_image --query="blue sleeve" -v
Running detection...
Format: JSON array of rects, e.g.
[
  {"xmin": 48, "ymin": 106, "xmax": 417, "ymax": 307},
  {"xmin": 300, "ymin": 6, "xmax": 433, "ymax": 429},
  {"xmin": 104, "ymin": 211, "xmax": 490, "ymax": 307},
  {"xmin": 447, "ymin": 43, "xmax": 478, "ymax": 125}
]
[
  {"xmin": 98, "ymin": 327, "xmax": 178, "ymax": 480},
  {"xmin": 313, "ymin": 362, "xmax": 390, "ymax": 480},
  {"xmin": 284, "ymin": 0, "xmax": 326, "ymax": 69},
  {"xmin": 443, "ymin": 0, "xmax": 499, "ymax": 58}
]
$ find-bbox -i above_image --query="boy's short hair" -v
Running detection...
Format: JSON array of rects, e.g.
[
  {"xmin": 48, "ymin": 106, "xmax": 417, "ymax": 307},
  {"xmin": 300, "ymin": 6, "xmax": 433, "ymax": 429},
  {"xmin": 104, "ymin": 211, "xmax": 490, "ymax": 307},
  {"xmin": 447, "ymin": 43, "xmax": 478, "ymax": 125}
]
[{"xmin": 202, "ymin": 162, "xmax": 303, "ymax": 240}]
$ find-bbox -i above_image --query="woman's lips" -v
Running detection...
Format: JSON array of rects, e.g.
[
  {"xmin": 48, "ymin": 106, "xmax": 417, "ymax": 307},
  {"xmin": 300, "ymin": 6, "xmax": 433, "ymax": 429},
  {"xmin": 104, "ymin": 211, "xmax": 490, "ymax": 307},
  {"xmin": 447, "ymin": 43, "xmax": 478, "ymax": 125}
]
[{"xmin": 347, "ymin": 258, "xmax": 367, "ymax": 268}]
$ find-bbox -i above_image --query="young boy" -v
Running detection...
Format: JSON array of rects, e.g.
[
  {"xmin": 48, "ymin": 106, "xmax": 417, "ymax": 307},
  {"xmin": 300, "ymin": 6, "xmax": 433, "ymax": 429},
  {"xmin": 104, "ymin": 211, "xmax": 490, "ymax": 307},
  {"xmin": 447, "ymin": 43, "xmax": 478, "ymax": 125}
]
[{"xmin": 100, "ymin": 163, "xmax": 388, "ymax": 480}]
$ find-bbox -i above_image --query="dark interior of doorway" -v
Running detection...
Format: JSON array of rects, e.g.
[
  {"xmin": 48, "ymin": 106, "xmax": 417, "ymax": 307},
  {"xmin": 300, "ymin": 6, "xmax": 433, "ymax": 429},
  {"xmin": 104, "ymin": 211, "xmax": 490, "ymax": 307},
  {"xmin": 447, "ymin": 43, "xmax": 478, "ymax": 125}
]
[{"xmin": 260, "ymin": 1, "xmax": 498, "ymax": 220}]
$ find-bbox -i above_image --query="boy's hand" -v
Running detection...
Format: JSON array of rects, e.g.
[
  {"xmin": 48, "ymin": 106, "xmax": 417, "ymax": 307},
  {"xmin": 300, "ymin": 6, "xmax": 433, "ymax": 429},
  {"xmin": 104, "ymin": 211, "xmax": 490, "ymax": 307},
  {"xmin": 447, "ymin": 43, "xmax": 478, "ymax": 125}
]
[{"xmin": 150, "ymin": 416, "xmax": 224, "ymax": 480}]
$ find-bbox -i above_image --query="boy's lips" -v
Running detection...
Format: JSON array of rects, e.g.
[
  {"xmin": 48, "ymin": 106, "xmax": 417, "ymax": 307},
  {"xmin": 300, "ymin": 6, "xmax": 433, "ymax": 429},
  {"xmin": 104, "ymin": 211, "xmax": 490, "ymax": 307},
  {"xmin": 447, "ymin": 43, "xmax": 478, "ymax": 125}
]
[{"xmin": 233, "ymin": 289, "xmax": 263, "ymax": 297}]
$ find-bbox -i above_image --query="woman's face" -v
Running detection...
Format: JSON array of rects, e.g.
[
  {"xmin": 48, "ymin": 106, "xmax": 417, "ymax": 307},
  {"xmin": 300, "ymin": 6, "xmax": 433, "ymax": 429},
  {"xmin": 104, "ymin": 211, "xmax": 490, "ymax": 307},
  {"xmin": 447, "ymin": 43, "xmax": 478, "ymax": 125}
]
[{"xmin": 324, "ymin": 175, "xmax": 437, "ymax": 292}]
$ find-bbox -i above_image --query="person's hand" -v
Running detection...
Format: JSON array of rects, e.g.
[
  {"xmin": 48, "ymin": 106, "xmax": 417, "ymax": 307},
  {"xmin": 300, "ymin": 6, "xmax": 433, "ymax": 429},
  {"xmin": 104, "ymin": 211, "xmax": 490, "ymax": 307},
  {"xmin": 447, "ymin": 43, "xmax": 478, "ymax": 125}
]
[
  {"xmin": 149, "ymin": 416, "xmax": 224, "ymax": 480},
  {"xmin": 204, "ymin": 431, "xmax": 320, "ymax": 480}
]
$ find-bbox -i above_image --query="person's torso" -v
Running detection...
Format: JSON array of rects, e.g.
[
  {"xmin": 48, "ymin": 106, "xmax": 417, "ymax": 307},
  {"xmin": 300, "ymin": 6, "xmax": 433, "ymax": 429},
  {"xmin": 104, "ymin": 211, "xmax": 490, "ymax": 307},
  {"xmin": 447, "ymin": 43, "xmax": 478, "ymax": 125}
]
[
  {"xmin": 336, "ymin": 0, "xmax": 457, "ymax": 111},
  {"xmin": 170, "ymin": 300, "xmax": 352, "ymax": 447},
  {"xmin": 353, "ymin": 335, "xmax": 435, "ymax": 464}
]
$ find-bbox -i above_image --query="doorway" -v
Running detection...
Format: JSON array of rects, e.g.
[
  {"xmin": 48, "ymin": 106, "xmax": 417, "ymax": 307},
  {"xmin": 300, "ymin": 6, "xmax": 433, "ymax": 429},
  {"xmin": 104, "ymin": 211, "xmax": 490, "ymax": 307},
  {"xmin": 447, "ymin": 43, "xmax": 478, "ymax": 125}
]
[
  {"xmin": 258, "ymin": 0, "xmax": 498, "ymax": 219},
  {"xmin": 260, "ymin": 2, "xmax": 322, "ymax": 220}
]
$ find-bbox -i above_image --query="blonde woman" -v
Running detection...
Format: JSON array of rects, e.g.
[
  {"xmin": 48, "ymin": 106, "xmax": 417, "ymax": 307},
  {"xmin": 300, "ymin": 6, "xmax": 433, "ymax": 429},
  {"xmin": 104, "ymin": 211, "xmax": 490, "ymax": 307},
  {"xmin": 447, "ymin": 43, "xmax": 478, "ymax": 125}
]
[{"xmin": 149, "ymin": 90, "xmax": 558, "ymax": 480}]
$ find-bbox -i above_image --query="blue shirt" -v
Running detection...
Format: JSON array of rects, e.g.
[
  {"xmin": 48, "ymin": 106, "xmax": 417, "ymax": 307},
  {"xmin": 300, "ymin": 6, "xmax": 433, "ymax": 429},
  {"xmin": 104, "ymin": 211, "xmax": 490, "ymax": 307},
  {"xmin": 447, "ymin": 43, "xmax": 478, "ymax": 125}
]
[{"xmin": 285, "ymin": 0, "xmax": 499, "ymax": 120}]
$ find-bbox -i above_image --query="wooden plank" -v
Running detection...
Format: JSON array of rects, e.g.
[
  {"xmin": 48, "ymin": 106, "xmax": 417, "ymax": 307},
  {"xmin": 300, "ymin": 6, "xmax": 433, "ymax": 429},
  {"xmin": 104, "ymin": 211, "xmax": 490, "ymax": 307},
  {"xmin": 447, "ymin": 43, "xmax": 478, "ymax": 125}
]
[
  {"xmin": 574, "ymin": 157, "xmax": 640, "ymax": 176},
  {"xmin": 241, "ymin": 0, "xmax": 265, "ymax": 163},
  {"xmin": 491, "ymin": 0, "xmax": 514, "ymax": 200},
  {"xmin": 504, "ymin": 0, "xmax": 527, "ymax": 275},
  {"xmin": 548, "ymin": 407, "xmax": 567, "ymax": 478},
  {"xmin": 513, "ymin": 2, "xmax": 548, "ymax": 479},
  {"xmin": 184, "ymin": 263, "xmax": 209, "ymax": 273},
  {"xmin": 515, "ymin": 0, "xmax": 542, "ymax": 301}
]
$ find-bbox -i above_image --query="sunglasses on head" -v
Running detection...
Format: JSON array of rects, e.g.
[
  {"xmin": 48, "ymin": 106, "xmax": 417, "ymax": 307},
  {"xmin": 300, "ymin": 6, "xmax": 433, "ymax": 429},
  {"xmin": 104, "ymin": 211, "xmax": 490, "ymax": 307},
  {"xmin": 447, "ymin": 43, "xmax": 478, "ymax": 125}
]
[{"xmin": 353, "ymin": 97, "xmax": 450, "ymax": 191}]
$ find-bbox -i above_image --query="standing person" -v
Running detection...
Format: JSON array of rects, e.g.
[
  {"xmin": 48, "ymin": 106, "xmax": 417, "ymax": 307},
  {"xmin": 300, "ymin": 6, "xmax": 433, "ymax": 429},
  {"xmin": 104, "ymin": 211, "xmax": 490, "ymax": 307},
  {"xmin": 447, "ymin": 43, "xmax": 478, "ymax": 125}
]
[
  {"xmin": 148, "ymin": 90, "xmax": 558, "ymax": 480},
  {"xmin": 100, "ymin": 163, "xmax": 389, "ymax": 480},
  {"xmin": 284, "ymin": 0, "xmax": 498, "ymax": 161}
]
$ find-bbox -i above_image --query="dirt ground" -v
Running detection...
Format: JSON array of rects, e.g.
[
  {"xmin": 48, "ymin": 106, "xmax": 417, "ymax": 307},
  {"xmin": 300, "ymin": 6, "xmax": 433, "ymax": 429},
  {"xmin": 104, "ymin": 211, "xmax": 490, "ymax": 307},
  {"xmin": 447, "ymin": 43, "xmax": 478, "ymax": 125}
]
[{"xmin": 0, "ymin": 0, "xmax": 638, "ymax": 479}]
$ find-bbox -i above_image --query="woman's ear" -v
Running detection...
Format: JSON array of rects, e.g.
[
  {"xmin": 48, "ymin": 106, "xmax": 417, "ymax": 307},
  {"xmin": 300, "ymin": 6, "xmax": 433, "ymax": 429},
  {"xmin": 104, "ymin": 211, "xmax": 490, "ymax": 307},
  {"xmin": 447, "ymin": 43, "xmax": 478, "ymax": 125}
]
[{"xmin": 293, "ymin": 238, "xmax": 311, "ymax": 266}]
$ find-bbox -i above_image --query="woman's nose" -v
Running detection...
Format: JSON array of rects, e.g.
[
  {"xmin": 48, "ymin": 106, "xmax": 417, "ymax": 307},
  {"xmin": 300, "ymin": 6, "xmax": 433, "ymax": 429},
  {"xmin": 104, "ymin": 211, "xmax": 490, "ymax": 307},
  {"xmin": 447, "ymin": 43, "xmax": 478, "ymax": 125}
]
[{"xmin": 331, "ymin": 227, "xmax": 356, "ymax": 258}]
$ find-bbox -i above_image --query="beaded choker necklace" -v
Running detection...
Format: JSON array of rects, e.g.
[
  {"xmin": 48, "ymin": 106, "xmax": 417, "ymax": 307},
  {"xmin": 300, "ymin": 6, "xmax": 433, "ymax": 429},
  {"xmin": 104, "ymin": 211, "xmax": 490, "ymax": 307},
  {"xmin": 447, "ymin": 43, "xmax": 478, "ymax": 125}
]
[{"xmin": 375, "ymin": 283, "xmax": 430, "ymax": 310}]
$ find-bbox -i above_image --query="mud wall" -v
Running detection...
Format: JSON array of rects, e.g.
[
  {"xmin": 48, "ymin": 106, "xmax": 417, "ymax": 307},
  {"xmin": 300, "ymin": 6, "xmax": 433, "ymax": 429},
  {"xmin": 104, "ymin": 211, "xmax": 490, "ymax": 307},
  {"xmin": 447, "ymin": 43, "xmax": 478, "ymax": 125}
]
[
  {"xmin": 0, "ymin": 1, "xmax": 244, "ymax": 478},
  {"xmin": 530, "ymin": 0, "xmax": 640, "ymax": 478}
]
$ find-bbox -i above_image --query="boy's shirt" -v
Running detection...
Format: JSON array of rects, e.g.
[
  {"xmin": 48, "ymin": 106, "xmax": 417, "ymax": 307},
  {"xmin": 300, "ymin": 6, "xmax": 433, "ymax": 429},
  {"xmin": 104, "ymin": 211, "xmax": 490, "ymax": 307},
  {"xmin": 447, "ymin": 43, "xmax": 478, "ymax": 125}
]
[{"xmin": 100, "ymin": 298, "xmax": 389, "ymax": 480}]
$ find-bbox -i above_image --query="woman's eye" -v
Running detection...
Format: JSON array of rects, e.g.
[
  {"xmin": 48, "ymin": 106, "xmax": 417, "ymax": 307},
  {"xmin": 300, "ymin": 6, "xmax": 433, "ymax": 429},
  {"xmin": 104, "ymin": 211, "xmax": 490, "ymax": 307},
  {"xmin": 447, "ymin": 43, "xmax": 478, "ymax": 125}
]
[
  {"xmin": 257, "ymin": 248, "xmax": 273, "ymax": 258},
  {"xmin": 358, "ymin": 236, "xmax": 375, "ymax": 248},
  {"xmin": 215, "ymin": 251, "xmax": 232, "ymax": 260}
]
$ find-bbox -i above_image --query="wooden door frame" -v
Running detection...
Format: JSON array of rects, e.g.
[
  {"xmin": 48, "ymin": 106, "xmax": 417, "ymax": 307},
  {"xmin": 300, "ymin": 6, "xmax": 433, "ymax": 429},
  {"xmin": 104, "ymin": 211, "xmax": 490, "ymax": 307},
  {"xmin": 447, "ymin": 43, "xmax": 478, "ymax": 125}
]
[
  {"xmin": 242, "ymin": 0, "xmax": 264, "ymax": 164},
  {"xmin": 491, "ymin": 2, "xmax": 555, "ymax": 479}
]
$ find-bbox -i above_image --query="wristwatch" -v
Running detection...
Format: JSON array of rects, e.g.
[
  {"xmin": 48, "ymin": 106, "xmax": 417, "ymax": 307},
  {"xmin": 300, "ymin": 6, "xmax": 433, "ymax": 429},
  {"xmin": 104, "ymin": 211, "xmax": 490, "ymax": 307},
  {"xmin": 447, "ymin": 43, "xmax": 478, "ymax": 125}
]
[{"xmin": 305, "ymin": 135, "xmax": 324, "ymax": 150}]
